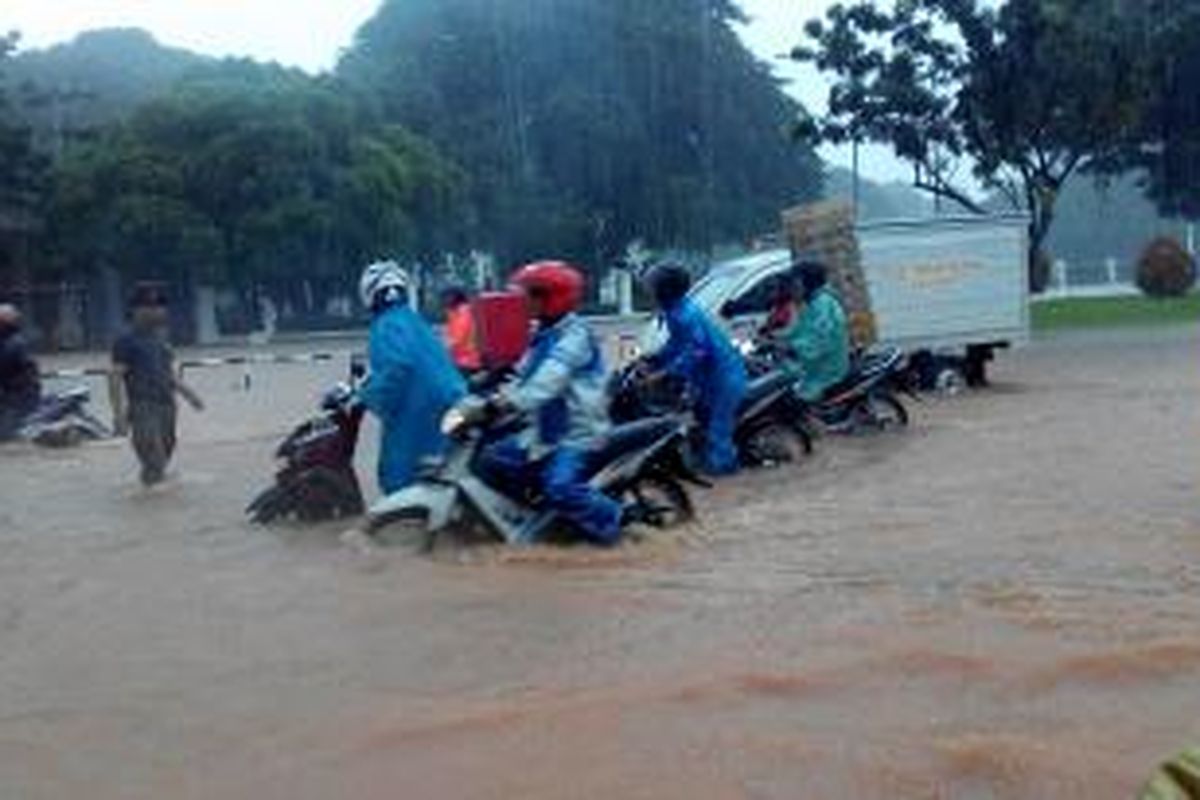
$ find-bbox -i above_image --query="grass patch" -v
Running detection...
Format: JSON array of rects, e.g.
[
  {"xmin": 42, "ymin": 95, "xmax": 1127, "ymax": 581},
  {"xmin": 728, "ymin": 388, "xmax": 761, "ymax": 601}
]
[{"xmin": 1032, "ymin": 294, "xmax": 1200, "ymax": 331}]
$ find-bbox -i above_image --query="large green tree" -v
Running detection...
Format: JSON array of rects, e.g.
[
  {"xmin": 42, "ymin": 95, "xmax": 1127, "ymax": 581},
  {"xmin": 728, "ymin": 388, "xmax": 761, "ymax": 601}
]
[
  {"xmin": 339, "ymin": 0, "xmax": 823, "ymax": 271},
  {"xmin": 1103, "ymin": 0, "xmax": 1200, "ymax": 220},
  {"xmin": 10, "ymin": 28, "xmax": 204, "ymax": 160},
  {"xmin": 45, "ymin": 60, "xmax": 466, "ymax": 310},
  {"xmin": 0, "ymin": 32, "xmax": 46, "ymax": 286},
  {"xmin": 794, "ymin": 0, "xmax": 1149, "ymax": 289}
]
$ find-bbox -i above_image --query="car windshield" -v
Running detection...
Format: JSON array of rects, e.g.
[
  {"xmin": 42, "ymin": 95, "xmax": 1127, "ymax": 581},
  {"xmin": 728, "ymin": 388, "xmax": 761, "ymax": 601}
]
[
  {"xmin": 689, "ymin": 250, "xmax": 792, "ymax": 313},
  {"xmin": 689, "ymin": 267, "xmax": 746, "ymax": 311}
]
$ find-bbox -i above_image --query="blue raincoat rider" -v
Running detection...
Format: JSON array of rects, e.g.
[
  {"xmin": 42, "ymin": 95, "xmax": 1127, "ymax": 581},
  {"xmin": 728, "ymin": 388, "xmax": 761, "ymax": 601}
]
[
  {"xmin": 477, "ymin": 261, "xmax": 625, "ymax": 546},
  {"xmin": 358, "ymin": 261, "xmax": 465, "ymax": 494},
  {"xmin": 644, "ymin": 263, "xmax": 747, "ymax": 475}
]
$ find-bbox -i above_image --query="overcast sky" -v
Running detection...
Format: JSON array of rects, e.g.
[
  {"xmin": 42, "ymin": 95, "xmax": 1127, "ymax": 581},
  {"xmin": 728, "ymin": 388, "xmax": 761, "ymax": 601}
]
[{"xmin": 5, "ymin": 0, "xmax": 909, "ymax": 182}]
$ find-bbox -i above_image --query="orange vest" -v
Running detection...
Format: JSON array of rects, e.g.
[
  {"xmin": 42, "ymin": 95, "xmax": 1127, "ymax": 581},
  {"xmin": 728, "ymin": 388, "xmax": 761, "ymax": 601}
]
[{"xmin": 444, "ymin": 304, "xmax": 482, "ymax": 370}]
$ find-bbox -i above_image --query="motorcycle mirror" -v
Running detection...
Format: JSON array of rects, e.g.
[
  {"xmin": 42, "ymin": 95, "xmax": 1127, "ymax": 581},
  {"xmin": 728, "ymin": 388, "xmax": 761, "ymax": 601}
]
[{"xmin": 440, "ymin": 407, "xmax": 467, "ymax": 436}]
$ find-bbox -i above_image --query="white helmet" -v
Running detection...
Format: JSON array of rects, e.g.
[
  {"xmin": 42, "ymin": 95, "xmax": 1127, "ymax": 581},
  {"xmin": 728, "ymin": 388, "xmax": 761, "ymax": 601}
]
[{"xmin": 359, "ymin": 260, "xmax": 410, "ymax": 311}]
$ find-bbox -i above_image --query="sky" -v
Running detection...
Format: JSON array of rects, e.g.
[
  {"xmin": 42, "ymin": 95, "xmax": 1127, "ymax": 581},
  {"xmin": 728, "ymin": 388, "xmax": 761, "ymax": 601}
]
[{"xmin": 4, "ymin": 0, "xmax": 910, "ymax": 182}]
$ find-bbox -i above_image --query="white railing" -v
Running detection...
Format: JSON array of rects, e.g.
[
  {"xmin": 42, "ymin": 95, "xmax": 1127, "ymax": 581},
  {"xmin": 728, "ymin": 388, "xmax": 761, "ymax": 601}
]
[{"xmin": 1037, "ymin": 258, "xmax": 1141, "ymax": 301}]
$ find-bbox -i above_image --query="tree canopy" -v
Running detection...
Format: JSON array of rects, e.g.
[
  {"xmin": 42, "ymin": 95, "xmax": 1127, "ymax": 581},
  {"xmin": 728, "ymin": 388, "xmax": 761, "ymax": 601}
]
[
  {"xmin": 0, "ymin": 33, "xmax": 47, "ymax": 285},
  {"xmin": 43, "ymin": 61, "xmax": 467, "ymax": 305},
  {"xmin": 339, "ymin": 0, "xmax": 823, "ymax": 268},
  {"xmin": 794, "ymin": 0, "xmax": 1151, "ymax": 288},
  {"xmin": 1104, "ymin": 0, "xmax": 1200, "ymax": 220}
]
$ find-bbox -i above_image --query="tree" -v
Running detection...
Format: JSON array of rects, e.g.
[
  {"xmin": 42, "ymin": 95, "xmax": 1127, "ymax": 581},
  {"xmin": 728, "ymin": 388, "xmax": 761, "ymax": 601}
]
[
  {"xmin": 794, "ymin": 0, "xmax": 1149, "ymax": 289},
  {"xmin": 44, "ymin": 60, "xmax": 466, "ymax": 313},
  {"xmin": 1104, "ymin": 0, "xmax": 1200, "ymax": 220},
  {"xmin": 9, "ymin": 28, "xmax": 204, "ymax": 161},
  {"xmin": 339, "ymin": 0, "xmax": 823, "ymax": 272},
  {"xmin": 0, "ymin": 32, "xmax": 47, "ymax": 286}
]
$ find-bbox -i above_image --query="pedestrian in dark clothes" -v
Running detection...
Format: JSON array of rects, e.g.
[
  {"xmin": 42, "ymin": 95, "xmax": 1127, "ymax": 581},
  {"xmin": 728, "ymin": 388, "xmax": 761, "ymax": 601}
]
[
  {"xmin": 0, "ymin": 304, "xmax": 40, "ymax": 441},
  {"xmin": 111, "ymin": 287, "xmax": 204, "ymax": 487}
]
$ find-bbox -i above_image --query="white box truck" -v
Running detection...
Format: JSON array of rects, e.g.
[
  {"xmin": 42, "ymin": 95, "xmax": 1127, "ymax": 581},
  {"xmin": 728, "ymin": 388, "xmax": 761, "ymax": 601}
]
[{"xmin": 644, "ymin": 214, "xmax": 1031, "ymax": 389}]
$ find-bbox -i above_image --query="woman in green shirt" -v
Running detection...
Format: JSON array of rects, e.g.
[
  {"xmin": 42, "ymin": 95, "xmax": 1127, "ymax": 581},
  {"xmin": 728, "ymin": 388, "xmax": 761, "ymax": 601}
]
[{"xmin": 773, "ymin": 261, "xmax": 851, "ymax": 402}]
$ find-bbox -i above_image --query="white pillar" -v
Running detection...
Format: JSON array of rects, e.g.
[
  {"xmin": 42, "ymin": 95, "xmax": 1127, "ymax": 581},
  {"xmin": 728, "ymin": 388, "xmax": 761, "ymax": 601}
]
[
  {"xmin": 1053, "ymin": 259, "xmax": 1069, "ymax": 293},
  {"xmin": 618, "ymin": 270, "xmax": 634, "ymax": 316},
  {"xmin": 1104, "ymin": 257, "xmax": 1118, "ymax": 287},
  {"xmin": 194, "ymin": 286, "xmax": 220, "ymax": 345}
]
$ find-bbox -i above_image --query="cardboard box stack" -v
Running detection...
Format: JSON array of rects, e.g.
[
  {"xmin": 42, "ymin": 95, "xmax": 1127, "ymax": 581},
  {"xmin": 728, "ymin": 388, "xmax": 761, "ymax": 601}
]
[{"xmin": 782, "ymin": 201, "xmax": 877, "ymax": 347}]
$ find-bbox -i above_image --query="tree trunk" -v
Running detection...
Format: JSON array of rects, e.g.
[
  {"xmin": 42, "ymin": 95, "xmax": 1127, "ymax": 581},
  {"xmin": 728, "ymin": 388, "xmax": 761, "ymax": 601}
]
[{"xmin": 1026, "ymin": 184, "xmax": 1059, "ymax": 293}]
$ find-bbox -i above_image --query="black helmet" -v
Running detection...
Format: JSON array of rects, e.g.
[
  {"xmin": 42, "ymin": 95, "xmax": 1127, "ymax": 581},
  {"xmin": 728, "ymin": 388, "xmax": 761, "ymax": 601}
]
[
  {"xmin": 792, "ymin": 260, "xmax": 828, "ymax": 300},
  {"xmin": 441, "ymin": 285, "xmax": 469, "ymax": 308},
  {"xmin": 646, "ymin": 263, "xmax": 692, "ymax": 309}
]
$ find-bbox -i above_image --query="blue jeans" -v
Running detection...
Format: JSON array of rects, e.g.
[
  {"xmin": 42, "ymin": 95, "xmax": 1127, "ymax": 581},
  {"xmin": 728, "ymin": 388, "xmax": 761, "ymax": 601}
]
[
  {"xmin": 479, "ymin": 438, "xmax": 623, "ymax": 546},
  {"xmin": 696, "ymin": 380, "xmax": 744, "ymax": 475}
]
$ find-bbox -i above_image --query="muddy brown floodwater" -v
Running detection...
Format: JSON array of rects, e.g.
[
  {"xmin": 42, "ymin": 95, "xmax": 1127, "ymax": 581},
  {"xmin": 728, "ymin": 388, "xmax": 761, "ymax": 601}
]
[{"xmin": 2, "ymin": 325, "xmax": 1199, "ymax": 799}]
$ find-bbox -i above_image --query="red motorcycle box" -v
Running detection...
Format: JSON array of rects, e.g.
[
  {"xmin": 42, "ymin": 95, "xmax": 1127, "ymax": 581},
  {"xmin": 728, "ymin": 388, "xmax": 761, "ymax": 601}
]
[{"xmin": 471, "ymin": 291, "xmax": 530, "ymax": 368}]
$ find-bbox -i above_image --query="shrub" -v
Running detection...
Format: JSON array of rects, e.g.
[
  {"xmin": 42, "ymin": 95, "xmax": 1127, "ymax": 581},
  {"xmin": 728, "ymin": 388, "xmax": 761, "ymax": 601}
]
[{"xmin": 1136, "ymin": 236, "xmax": 1197, "ymax": 298}]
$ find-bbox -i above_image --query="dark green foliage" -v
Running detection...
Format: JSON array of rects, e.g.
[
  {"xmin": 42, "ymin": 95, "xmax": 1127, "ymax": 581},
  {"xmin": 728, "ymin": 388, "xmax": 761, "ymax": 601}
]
[
  {"xmin": 1100, "ymin": 1, "xmax": 1200, "ymax": 221},
  {"xmin": 9, "ymin": 28, "xmax": 203, "ymax": 157},
  {"xmin": 794, "ymin": 0, "xmax": 1151, "ymax": 290},
  {"xmin": 43, "ymin": 61, "xmax": 466, "ymax": 296},
  {"xmin": 338, "ymin": 0, "xmax": 823, "ymax": 269},
  {"xmin": 0, "ymin": 32, "xmax": 47, "ymax": 284}
]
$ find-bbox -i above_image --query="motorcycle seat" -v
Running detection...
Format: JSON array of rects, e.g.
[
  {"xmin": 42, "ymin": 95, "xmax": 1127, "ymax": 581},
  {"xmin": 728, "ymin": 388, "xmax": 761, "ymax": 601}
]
[
  {"xmin": 60, "ymin": 386, "xmax": 91, "ymax": 402},
  {"xmin": 579, "ymin": 417, "xmax": 681, "ymax": 476},
  {"xmin": 739, "ymin": 371, "xmax": 793, "ymax": 414}
]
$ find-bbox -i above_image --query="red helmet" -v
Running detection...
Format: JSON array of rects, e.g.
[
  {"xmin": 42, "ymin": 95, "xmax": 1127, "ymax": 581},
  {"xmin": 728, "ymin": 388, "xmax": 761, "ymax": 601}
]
[{"xmin": 509, "ymin": 261, "xmax": 584, "ymax": 318}]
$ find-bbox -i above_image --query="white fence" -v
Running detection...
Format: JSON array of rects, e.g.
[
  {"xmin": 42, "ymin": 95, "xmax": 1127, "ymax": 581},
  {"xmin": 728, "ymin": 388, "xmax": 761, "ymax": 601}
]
[{"xmin": 1036, "ymin": 257, "xmax": 1141, "ymax": 301}]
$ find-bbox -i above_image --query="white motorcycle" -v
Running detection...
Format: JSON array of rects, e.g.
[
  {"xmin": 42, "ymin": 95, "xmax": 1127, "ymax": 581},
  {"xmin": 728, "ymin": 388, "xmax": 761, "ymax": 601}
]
[
  {"xmin": 360, "ymin": 398, "xmax": 702, "ymax": 549},
  {"xmin": 19, "ymin": 386, "xmax": 112, "ymax": 447}
]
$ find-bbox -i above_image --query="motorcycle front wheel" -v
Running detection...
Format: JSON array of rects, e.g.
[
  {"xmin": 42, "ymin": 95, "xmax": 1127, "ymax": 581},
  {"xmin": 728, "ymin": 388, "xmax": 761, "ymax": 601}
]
[
  {"xmin": 861, "ymin": 391, "xmax": 909, "ymax": 430},
  {"xmin": 619, "ymin": 474, "xmax": 693, "ymax": 529},
  {"xmin": 738, "ymin": 419, "xmax": 810, "ymax": 467},
  {"xmin": 246, "ymin": 484, "xmax": 289, "ymax": 524}
]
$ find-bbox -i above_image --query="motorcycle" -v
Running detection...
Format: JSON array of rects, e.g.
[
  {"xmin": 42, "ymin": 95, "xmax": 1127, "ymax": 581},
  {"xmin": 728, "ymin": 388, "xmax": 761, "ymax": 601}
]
[
  {"xmin": 608, "ymin": 360, "xmax": 814, "ymax": 469},
  {"xmin": 19, "ymin": 385, "xmax": 112, "ymax": 447},
  {"xmin": 744, "ymin": 340, "xmax": 912, "ymax": 434},
  {"xmin": 360, "ymin": 398, "xmax": 701, "ymax": 548},
  {"xmin": 246, "ymin": 375, "xmax": 366, "ymax": 524}
]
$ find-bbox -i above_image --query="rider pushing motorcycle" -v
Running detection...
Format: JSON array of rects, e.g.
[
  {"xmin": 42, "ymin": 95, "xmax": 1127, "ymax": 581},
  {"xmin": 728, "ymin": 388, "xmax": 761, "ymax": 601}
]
[
  {"xmin": 642, "ymin": 263, "xmax": 747, "ymax": 475},
  {"xmin": 359, "ymin": 261, "xmax": 466, "ymax": 494},
  {"xmin": 471, "ymin": 261, "xmax": 626, "ymax": 546}
]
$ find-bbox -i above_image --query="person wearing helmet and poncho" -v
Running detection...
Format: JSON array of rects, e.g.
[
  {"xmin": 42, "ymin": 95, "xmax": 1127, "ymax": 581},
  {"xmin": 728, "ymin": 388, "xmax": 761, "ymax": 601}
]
[
  {"xmin": 643, "ymin": 263, "xmax": 747, "ymax": 475},
  {"xmin": 774, "ymin": 260, "xmax": 850, "ymax": 403},
  {"xmin": 358, "ymin": 261, "xmax": 465, "ymax": 494},
  {"xmin": 476, "ymin": 261, "xmax": 625, "ymax": 546}
]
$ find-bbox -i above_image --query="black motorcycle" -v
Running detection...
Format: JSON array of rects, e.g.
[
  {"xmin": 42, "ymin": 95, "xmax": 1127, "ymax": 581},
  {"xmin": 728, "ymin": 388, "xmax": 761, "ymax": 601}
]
[
  {"xmin": 246, "ymin": 378, "xmax": 366, "ymax": 524},
  {"xmin": 609, "ymin": 360, "xmax": 814, "ymax": 469},
  {"xmin": 745, "ymin": 341, "xmax": 911, "ymax": 434}
]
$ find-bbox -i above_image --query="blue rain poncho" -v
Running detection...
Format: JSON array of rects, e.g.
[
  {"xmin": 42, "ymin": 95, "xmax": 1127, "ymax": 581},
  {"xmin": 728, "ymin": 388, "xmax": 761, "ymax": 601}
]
[
  {"xmin": 360, "ymin": 304, "xmax": 466, "ymax": 494},
  {"xmin": 652, "ymin": 297, "xmax": 746, "ymax": 474}
]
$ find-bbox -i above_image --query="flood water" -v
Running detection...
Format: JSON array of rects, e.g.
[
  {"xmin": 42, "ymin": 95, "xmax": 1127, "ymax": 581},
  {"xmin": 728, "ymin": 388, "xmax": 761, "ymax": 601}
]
[{"xmin": 2, "ymin": 326, "xmax": 1199, "ymax": 798}]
